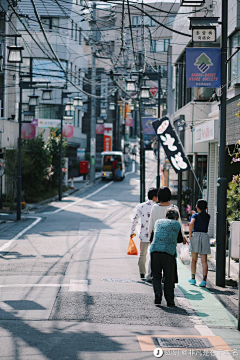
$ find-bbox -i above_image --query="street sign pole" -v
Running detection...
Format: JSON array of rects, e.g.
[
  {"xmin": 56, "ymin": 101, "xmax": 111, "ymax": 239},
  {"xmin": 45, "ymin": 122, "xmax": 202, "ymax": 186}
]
[{"xmin": 216, "ymin": 0, "xmax": 228, "ymax": 287}]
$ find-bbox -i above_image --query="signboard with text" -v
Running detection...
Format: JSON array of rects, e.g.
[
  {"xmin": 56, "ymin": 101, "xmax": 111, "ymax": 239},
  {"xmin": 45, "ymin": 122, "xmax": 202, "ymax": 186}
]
[
  {"xmin": 103, "ymin": 123, "xmax": 112, "ymax": 151},
  {"xmin": 195, "ymin": 119, "xmax": 218, "ymax": 143},
  {"xmin": 186, "ymin": 48, "xmax": 221, "ymax": 88},
  {"xmin": 152, "ymin": 116, "xmax": 191, "ymax": 174}
]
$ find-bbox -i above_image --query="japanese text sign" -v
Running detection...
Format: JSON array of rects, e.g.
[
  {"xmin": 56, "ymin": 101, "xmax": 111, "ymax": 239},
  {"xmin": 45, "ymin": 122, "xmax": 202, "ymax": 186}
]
[
  {"xmin": 152, "ymin": 116, "xmax": 191, "ymax": 174},
  {"xmin": 186, "ymin": 48, "xmax": 221, "ymax": 88}
]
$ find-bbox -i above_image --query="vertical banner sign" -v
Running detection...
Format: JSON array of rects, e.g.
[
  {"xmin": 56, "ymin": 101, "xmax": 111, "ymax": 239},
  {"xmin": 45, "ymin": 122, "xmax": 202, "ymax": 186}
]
[
  {"xmin": 186, "ymin": 48, "xmax": 221, "ymax": 88},
  {"xmin": 152, "ymin": 116, "xmax": 191, "ymax": 174},
  {"xmin": 101, "ymin": 74, "xmax": 108, "ymax": 119},
  {"xmin": 103, "ymin": 123, "xmax": 113, "ymax": 151}
]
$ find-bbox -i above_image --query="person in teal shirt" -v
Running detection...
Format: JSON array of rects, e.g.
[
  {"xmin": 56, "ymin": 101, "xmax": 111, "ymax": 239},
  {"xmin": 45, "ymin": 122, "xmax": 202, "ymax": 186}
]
[{"xmin": 150, "ymin": 207, "xmax": 186, "ymax": 306}]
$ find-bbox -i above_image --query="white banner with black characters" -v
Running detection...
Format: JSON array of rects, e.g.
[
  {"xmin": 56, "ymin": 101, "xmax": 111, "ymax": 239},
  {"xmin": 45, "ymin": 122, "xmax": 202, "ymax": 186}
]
[{"xmin": 152, "ymin": 116, "xmax": 191, "ymax": 174}]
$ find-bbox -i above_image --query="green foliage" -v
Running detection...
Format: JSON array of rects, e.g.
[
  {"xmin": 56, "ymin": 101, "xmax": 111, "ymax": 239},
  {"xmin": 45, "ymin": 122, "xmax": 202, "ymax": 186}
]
[
  {"xmin": 227, "ymin": 175, "xmax": 240, "ymax": 223},
  {"xmin": 21, "ymin": 134, "xmax": 51, "ymax": 198},
  {"xmin": 46, "ymin": 128, "xmax": 68, "ymax": 187}
]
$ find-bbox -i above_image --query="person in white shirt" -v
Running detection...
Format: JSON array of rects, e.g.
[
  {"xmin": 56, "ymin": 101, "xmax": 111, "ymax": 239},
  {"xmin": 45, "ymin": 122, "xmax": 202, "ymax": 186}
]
[{"xmin": 130, "ymin": 187, "xmax": 158, "ymax": 279}]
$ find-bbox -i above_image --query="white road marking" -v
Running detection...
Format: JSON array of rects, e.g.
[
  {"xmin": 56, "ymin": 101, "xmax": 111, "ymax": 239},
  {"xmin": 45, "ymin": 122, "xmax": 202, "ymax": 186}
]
[
  {"xmin": 46, "ymin": 161, "xmax": 136, "ymax": 214},
  {"xmin": 0, "ymin": 280, "xmax": 89, "ymax": 292},
  {"xmin": 0, "ymin": 213, "xmax": 8, "ymax": 216},
  {"xmin": 0, "ymin": 216, "xmax": 42, "ymax": 252},
  {"xmin": 69, "ymin": 280, "xmax": 88, "ymax": 292}
]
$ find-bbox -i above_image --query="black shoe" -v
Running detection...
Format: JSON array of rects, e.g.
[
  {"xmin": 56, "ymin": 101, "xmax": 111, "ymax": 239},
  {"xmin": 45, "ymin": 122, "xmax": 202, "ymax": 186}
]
[
  {"xmin": 140, "ymin": 274, "xmax": 145, "ymax": 279},
  {"xmin": 167, "ymin": 301, "xmax": 175, "ymax": 307},
  {"xmin": 154, "ymin": 294, "xmax": 162, "ymax": 305}
]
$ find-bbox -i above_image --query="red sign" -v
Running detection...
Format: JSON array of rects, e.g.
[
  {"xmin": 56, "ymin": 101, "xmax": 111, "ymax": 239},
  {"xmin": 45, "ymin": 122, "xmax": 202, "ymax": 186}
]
[
  {"xmin": 125, "ymin": 117, "xmax": 133, "ymax": 127},
  {"xmin": 103, "ymin": 123, "xmax": 112, "ymax": 151},
  {"xmin": 21, "ymin": 123, "xmax": 36, "ymax": 139},
  {"xmin": 62, "ymin": 125, "xmax": 74, "ymax": 138},
  {"xmin": 150, "ymin": 87, "xmax": 158, "ymax": 97},
  {"xmin": 96, "ymin": 124, "xmax": 105, "ymax": 134}
]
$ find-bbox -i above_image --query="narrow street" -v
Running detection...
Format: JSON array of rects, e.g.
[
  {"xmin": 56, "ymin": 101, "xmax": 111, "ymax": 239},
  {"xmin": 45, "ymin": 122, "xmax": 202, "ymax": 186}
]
[{"xmin": 0, "ymin": 152, "xmax": 239, "ymax": 360}]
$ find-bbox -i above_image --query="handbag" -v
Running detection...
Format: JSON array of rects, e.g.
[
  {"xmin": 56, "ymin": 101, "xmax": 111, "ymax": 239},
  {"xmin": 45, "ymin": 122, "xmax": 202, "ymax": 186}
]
[{"xmin": 127, "ymin": 235, "xmax": 138, "ymax": 255}]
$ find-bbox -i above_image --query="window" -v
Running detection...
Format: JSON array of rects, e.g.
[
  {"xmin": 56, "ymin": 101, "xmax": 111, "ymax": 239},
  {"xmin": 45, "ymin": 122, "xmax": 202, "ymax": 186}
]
[
  {"xmin": 230, "ymin": 31, "xmax": 240, "ymax": 87},
  {"xmin": 32, "ymin": 59, "xmax": 67, "ymax": 84},
  {"xmin": 168, "ymin": 15, "xmax": 175, "ymax": 26},
  {"xmin": 41, "ymin": 17, "xmax": 59, "ymax": 32},
  {"xmin": 151, "ymin": 39, "xmax": 171, "ymax": 52},
  {"xmin": 35, "ymin": 104, "xmax": 61, "ymax": 119},
  {"xmin": 132, "ymin": 16, "xmax": 156, "ymax": 26}
]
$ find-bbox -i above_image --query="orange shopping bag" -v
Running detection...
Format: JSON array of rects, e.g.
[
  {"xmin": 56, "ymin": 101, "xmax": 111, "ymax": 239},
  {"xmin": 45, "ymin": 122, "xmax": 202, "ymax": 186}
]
[{"xmin": 127, "ymin": 235, "xmax": 138, "ymax": 256}]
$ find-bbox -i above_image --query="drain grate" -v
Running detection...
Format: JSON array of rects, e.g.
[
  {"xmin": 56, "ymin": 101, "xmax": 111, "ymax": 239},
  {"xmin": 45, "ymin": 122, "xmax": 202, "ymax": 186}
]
[{"xmin": 153, "ymin": 337, "xmax": 212, "ymax": 349}]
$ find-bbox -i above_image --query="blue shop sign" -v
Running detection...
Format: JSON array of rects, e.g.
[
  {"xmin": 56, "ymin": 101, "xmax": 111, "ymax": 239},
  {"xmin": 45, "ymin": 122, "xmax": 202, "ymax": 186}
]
[{"xmin": 186, "ymin": 48, "xmax": 221, "ymax": 88}]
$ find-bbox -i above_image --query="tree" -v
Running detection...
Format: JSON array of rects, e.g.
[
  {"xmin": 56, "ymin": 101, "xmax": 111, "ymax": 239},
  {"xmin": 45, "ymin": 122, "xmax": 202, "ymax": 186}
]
[
  {"xmin": 21, "ymin": 133, "xmax": 51, "ymax": 198},
  {"xmin": 227, "ymin": 175, "xmax": 240, "ymax": 224},
  {"xmin": 46, "ymin": 128, "xmax": 68, "ymax": 187}
]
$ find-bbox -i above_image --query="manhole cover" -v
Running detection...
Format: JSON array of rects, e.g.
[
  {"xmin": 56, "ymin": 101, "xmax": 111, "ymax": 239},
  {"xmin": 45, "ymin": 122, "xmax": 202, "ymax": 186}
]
[
  {"xmin": 101, "ymin": 278, "xmax": 136, "ymax": 283},
  {"xmin": 153, "ymin": 337, "xmax": 212, "ymax": 349}
]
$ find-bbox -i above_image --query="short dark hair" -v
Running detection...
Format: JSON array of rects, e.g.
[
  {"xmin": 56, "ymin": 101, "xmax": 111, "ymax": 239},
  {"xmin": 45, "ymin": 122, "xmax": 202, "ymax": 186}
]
[
  {"xmin": 148, "ymin": 187, "xmax": 158, "ymax": 200},
  {"xmin": 196, "ymin": 199, "xmax": 210, "ymax": 220},
  {"xmin": 158, "ymin": 187, "xmax": 171, "ymax": 202},
  {"xmin": 166, "ymin": 207, "xmax": 179, "ymax": 220}
]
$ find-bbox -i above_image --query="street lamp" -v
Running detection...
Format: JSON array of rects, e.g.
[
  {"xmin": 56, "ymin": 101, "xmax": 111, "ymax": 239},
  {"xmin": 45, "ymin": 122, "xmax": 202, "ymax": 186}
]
[
  {"xmin": 7, "ymin": 45, "xmax": 24, "ymax": 63},
  {"xmin": 28, "ymin": 92, "xmax": 40, "ymax": 106},
  {"xmin": 73, "ymin": 97, "xmax": 83, "ymax": 107},
  {"xmin": 109, "ymin": 102, "xmax": 115, "ymax": 110},
  {"xmin": 126, "ymin": 79, "xmax": 136, "ymax": 92},
  {"xmin": 42, "ymin": 87, "xmax": 53, "ymax": 100},
  {"xmin": 140, "ymin": 86, "xmax": 150, "ymax": 99}
]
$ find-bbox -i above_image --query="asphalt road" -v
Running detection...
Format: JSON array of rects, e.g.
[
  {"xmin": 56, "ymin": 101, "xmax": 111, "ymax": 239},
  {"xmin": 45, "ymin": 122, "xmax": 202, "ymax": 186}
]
[{"xmin": 0, "ymin": 151, "xmax": 240, "ymax": 360}]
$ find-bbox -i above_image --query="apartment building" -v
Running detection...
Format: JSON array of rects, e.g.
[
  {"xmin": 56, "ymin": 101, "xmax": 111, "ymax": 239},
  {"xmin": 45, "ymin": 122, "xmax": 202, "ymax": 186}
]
[{"xmin": 16, "ymin": 0, "xmax": 88, "ymax": 168}]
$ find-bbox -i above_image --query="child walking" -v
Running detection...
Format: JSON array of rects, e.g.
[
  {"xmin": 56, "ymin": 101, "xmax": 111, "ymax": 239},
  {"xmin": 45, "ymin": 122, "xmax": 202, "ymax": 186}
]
[{"xmin": 188, "ymin": 199, "xmax": 210, "ymax": 287}]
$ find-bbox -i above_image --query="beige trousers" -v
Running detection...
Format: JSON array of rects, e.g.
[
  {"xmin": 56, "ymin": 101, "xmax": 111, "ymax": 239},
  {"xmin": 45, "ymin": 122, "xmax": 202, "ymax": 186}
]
[{"xmin": 138, "ymin": 241, "xmax": 151, "ymax": 277}]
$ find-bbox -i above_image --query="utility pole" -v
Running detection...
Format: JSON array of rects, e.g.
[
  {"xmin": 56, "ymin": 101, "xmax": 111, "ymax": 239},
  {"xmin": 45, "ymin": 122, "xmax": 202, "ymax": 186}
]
[
  {"xmin": 90, "ymin": 2, "xmax": 96, "ymax": 183},
  {"xmin": 156, "ymin": 65, "xmax": 161, "ymax": 188},
  {"xmin": 17, "ymin": 79, "xmax": 22, "ymax": 221},
  {"xmin": 216, "ymin": 0, "xmax": 228, "ymax": 287}
]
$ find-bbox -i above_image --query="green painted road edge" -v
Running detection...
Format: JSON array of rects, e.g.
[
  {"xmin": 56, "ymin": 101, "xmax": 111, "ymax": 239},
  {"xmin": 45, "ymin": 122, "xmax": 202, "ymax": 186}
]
[{"xmin": 177, "ymin": 258, "xmax": 237, "ymax": 328}]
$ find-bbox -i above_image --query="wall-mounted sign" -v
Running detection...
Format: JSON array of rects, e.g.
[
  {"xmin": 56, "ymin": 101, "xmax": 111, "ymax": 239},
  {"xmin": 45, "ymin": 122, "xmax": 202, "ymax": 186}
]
[
  {"xmin": 186, "ymin": 48, "xmax": 221, "ymax": 88},
  {"xmin": 34, "ymin": 119, "xmax": 61, "ymax": 128},
  {"xmin": 195, "ymin": 119, "xmax": 218, "ymax": 143},
  {"xmin": 152, "ymin": 116, "xmax": 191, "ymax": 174},
  {"xmin": 192, "ymin": 28, "xmax": 216, "ymax": 42}
]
